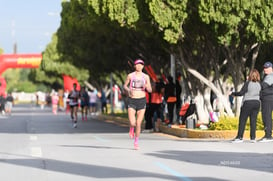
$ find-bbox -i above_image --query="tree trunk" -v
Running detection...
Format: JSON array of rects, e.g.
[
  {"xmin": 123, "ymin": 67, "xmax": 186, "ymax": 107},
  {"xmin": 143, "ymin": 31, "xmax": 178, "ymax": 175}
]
[
  {"xmin": 187, "ymin": 68, "xmax": 234, "ymax": 116},
  {"xmin": 195, "ymin": 92, "xmax": 209, "ymax": 123}
]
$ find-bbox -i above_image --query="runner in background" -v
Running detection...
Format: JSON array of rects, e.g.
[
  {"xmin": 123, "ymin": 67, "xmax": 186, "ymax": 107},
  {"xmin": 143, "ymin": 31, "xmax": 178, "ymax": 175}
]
[
  {"xmin": 89, "ymin": 89, "xmax": 98, "ymax": 115},
  {"xmin": 51, "ymin": 91, "xmax": 59, "ymax": 115},
  {"xmin": 80, "ymin": 86, "xmax": 89, "ymax": 121},
  {"xmin": 5, "ymin": 93, "xmax": 14, "ymax": 115},
  {"xmin": 68, "ymin": 83, "xmax": 80, "ymax": 128}
]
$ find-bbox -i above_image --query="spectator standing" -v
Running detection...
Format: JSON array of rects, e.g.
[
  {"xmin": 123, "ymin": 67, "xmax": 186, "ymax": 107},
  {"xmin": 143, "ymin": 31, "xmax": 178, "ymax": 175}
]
[
  {"xmin": 229, "ymin": 87, "xmax": 235, "ymax": 109},
  {"xmin": 39, "ymin": 92, "xmax": 46, "ymax": 110},
  {"xmin": 176, "ymin": 75, "xmax": 182, "ymax": 124},
  {"xmin": 123, "ymin": 59, "xmax": 152, "ymax": 150},
  {"xmin": 231, "ymin": 69, "xmax": 261, "ymax": 143},
  {"xmin": 89, "ymin": 89, "xmax": 97, "ymax": 115},
  {"xmin": 150, "ymin": 80, "xmax": 165, "ymax": 132},
  {"xmin": 210, "ymin": 91, "xmax": 217, "ymax": 111},
  {"xmin": 0, "ymin": 94, "xmax": 5, "ymax": 115},
  {"xmin": 100, "ymin": 89, "xmax": 107, "ymax": 114},
  {"xmin": 260, "ymin": 61, "xmax": 273, "ymax": 142},
  {"xmin": 5, "ymin": 93, "xmax": 14, "ymax": 115},
  {"xmin": 63, "ymin": 89, "xmax": 69, "ymax": 114},
  {"xmin": 46, "ymin": 92, "xmax": 51, "ymax": 107},
  {"xmin": 164, "ymin": 76, "xmax": 176, "ymax": 127},
  {"xmin": 143, "ymin": 91, "xmax": 153, "ymax": 132},
  {"xmin": 36, "ymin": 93, "xmax": 39, "ymax": 106}
]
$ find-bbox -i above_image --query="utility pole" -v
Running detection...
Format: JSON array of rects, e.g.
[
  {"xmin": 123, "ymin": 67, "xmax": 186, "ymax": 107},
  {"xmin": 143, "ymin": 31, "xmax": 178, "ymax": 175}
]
[
  {"xmin": 170, "ymin": 54, "xmax": 175, "ymax": 82},
  {"xmin": 110, "ymin": 73, "xmax": 114, "ymax": 114},
  {"xmin": 11, "ymin": 20, "xmax": 17, "ymax": 54},
  {"xmin": 170, "ymin": 54, "xmax": 177, "ymax": 122}
]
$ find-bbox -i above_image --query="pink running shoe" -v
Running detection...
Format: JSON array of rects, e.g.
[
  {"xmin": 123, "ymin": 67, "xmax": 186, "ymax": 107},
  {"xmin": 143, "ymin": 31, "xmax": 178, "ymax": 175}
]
[
  {"xmin": 129, "ymin": 130, "xmax": 134, "ymax": 139},
  {"xmin": 134, "ymin": 137, "xmax": 139, "ymax": 150},
  {"xmin": 134, "ymin": 143, "xmax": 139, "ymax": 150},
  {"xmin": 129, "ymin": 127, "xmax": 134, "ymax": 138}
]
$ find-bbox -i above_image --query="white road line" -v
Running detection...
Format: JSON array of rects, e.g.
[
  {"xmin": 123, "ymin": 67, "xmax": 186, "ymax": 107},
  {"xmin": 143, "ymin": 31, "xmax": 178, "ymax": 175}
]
[
  {"xmin": 30, "ymin": 135, "xmax": 38, "ymax": 141},
  {"xmin": 31, "ymin": 147, "xmax": 42, "ymax": 157},
  {"xmin": 155, "ymin": 162, "xmax": 192, "ymax": 181},
  {"xmin": 93, "ymin": 135, "xmax": 108, "ymax": 142}
]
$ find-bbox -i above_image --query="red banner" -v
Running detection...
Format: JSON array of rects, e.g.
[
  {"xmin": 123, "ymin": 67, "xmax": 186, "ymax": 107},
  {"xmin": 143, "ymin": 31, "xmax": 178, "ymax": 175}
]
[
  {"xmin": 0, "ymin": 54, "xmax": 42, "ymax": 74},
  {"xmin": 0, "ymin": 77, "xmax": 7, "ymax": 96}
]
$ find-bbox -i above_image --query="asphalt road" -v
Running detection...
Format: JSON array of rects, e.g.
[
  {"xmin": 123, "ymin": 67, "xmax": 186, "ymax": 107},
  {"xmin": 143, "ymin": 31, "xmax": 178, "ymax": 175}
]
[{"xmin": 0, "ymin": 104, "xmax": 273, "ymax": 181}]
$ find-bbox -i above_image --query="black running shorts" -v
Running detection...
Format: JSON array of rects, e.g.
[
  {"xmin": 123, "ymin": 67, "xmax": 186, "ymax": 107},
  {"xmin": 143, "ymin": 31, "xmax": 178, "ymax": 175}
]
[{"xmin": 128, "ymin": 97, "xmax": 146, "ymax": 111}]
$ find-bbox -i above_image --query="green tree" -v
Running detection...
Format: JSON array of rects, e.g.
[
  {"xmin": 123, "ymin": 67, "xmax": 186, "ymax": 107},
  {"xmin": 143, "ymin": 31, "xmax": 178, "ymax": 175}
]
[
  {"xmin": 147, "ymin": 0, "xmax": 188, "ymax": 44},
  {"xmin": 51, "ymin": 0, "xmax": 273, "ymax": 121},
  {"xmin": 198, "ymin": 0, "xmax": 273, "ymax": 115},
  {"xmin": 3, "ymin": 69, "xmax": 38, "ymax": 93},
  {"xmin": 57, "ymin": 0, "xmax": 169, "ymax": 88},
  {"xmin": 30, "ymin": 33, "xmax": 89, "ymax": 89}
]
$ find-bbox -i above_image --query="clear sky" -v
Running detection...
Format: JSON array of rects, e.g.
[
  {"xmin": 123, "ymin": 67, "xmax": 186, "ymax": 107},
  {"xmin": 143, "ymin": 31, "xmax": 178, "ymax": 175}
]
[{"xmin": 0, "ymin": 0, "xmax": 62, "ymax": 54}]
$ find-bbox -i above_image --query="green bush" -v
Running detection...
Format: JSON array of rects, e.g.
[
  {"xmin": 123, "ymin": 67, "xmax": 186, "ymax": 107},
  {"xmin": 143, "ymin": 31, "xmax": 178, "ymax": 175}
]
[
  {"xmin": 208, "ymin": 112, "xmax": 264, "ymax": 130},
  {"xmin": 15, "ymin": 81, "xmax": 37, "ymax": 93}
]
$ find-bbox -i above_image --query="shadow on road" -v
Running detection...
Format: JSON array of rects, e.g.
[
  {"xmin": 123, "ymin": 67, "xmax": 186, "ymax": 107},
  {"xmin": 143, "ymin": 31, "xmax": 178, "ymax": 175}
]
[
  {"xmin": 146, "ymin": 150, "xmax": 273, "ymax": 174},
  {"xmin": 0, "ymin": 151, "xmax": 228, "ymax": 181}
]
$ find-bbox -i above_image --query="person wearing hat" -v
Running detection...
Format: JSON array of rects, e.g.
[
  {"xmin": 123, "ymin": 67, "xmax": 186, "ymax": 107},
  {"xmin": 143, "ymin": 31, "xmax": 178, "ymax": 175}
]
[
  {"xmin": 260, "ymin": 61, "xmax": 273, "ymax": 142},
  {"xmin": 123, "ymin": 59, "xmax": 152, "ymax": 150}
]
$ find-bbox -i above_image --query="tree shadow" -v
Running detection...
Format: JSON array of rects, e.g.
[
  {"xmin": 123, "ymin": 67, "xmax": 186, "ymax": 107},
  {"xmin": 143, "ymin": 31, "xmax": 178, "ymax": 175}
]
[
  {"xmin": 0, "ymin": 153, "xmax": 228, "ymax": 181},
  {"xmin": 146, "ymin": 150, "xmax": 273, "ymax": 173}
]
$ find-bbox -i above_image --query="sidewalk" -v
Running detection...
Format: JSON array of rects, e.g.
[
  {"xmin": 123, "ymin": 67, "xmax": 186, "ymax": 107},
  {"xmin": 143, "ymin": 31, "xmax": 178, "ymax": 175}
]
[{"xmin": 97, "ymin": 114, "xmax": 265, "ymax": 140}]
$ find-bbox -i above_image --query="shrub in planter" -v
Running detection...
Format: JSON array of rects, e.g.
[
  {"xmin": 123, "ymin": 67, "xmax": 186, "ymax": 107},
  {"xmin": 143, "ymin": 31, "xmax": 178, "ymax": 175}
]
[{"xmin": 208, "ymin": 112, "xmax": 264, "ymax": 130}]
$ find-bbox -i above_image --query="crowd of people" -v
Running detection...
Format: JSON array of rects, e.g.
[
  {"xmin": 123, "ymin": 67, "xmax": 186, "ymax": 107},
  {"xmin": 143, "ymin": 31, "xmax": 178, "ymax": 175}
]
[
  {"xmin": 3, "ymin": 59, "xmax": 273, "ymax": 150},
  {"xmin": 40, "ymin": 84, "xmax": 108, "ymax": 128},
  {"xmin": 122, "ymin": 58, "xmax": 273, "ymax": 149},
  {"xmin": 5, "ymin": 58, "xmax": 273, "ymax": 149},
  {"xmin": 143, "ymin": 74, "xmax": 184, "ymax": 131}
]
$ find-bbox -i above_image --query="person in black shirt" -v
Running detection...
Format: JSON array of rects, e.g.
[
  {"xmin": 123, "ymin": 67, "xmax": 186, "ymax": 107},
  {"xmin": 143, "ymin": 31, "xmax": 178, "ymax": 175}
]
[
  {"xmin": 176, "ymin": 76, "xmax": 182, "ymax": 124},
  {"xmin": 0, "ymin": 94, "xmax": 5, "ymax": 114},
  {"xmin": 260, "ymin": 62, "xmax": 273, "ymax": 142},
  {"xmin": 164, "ymin": 76, "xmax": 176, "ymax": 126},
  {"xmin": 5, "ymin": 93, "xmax": 14, "ymax": 115}
]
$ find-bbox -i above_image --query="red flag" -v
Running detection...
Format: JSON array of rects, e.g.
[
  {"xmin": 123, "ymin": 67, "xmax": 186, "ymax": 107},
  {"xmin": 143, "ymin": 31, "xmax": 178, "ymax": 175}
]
[
  {"xmin": 146, "ymin": 65, "xmax": 158, "ymax": 82},
  {"xmin": 63, "ymin": 75, "xmax": 80, "ymax": 91},
  {"xmin": 0, "ymin": 76, "xmax": 7, "ymax": 96}
]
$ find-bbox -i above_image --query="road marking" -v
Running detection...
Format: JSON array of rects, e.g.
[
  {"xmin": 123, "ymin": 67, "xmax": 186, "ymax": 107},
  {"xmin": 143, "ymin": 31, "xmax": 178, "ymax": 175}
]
[
  {"xmin": 30, "ymin": 135, "xmax": 38, "ymax": 141},
  {"xmin": 0, "ymin": 115, "xmax": 8, "ymax": 119},
  {"xmin": 155, "ymin": 162, "xmax": 192, "ymax": 181},
  {"xmin": 31, "ymin": 147, "xmax": 42, "ymax": 157},
  {"xmin": 93, "ymin": 135, "xmax": 107, "ymax": 142}
]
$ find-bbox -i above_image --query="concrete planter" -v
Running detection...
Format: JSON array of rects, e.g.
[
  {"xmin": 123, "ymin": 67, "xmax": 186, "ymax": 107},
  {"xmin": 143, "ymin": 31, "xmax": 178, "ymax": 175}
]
[
  {"xmin": 98, "ymin": 115, "xmax": 266, "ymax": 140},
  {"xmin": 159, "ymin": 124, "xmax": 265, "ymax": 139}
]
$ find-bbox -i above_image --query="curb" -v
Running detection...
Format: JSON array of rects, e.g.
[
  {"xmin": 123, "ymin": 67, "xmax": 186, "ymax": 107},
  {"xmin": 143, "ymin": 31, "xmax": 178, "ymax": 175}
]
[
  {"xmin": 98, "ymin": 115, "xmax": 265, "ymax": 140},
  {"xmin": 159, "ymin": 125, "xmax": 265, "ymax": 139},
  {"xmin": 97, "ymin": 114, "xmax": 130, "ymax": 126}
]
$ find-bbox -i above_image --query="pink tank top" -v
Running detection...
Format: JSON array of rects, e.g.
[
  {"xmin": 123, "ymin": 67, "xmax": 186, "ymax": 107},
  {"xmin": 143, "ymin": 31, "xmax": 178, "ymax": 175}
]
[
  {"xmin": 52, "ymin": 95, "xmax": 59, "ymax": 105},
  {"xmin": 129, "ymin": 72, "xmax": 146, "ymax": 91}
]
